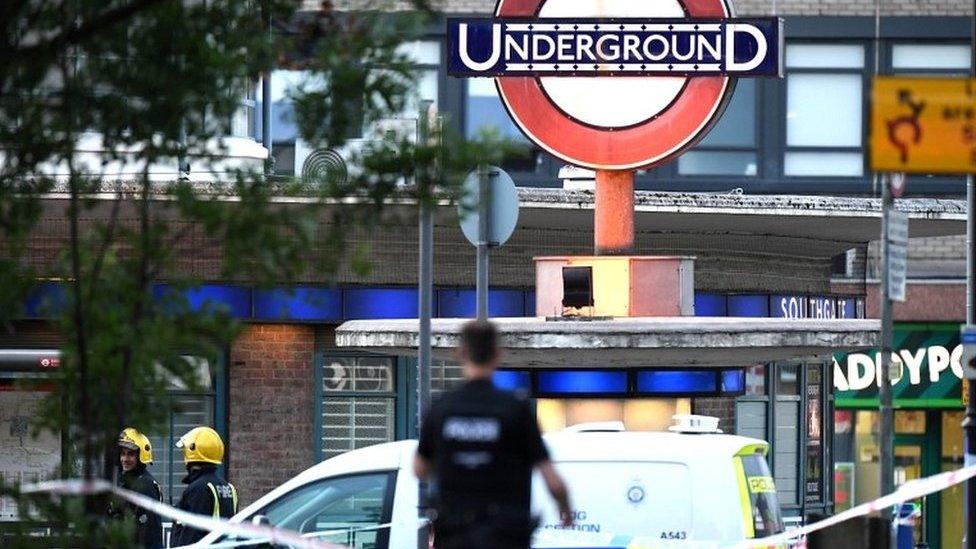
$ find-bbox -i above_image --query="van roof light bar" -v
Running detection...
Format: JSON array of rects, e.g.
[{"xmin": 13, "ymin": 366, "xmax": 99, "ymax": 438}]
[{"xmin": 669, "ymin": 414, "xmax": 722, "ymax": 434}]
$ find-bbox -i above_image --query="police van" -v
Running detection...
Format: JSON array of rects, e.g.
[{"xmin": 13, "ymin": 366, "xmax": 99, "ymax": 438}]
[{"xmin": 193, "ymin": 416, "xmax": 784, "ymax": 548}]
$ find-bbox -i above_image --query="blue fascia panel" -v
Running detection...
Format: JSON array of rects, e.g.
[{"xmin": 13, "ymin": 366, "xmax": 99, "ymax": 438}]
[
  {"xmin": 493, "ymin": 370, "xmax": 531, "ymax": 392},
  {"xmin": 525, "ymin": 291, "xmax": 536, "ymax": 316},
  {"xmin": 537, "ymin": 370, "xmax": 628, "ymax": 395},
  {"xmin": 837, "ymin": 297, "xmax": 858, "ymax": 319},
  {"xmin": 151, "ymin": 283, "xmax": 251, "ymax": 318},
  {"xmin": 694, "ymin": 292, "xmax": 727, "ymax": 316},
  {"xmin": 636, "ymin": 370, "xmax": 717, "ymax": 394},
  {"xmin": 344, "ymin": 288, "xmax": 419, "ymax": 319},
  {"xmin": 721, "ymin": 369, "xmax": 746, "ymax": 393},
  {"xmin": 437, "ymin": 289, "xmax": 525, "ymax": 318},
  {"xmin": 727, "ymin": 294, "xmax": 769, "ymax": 317},
  {"xmin": 23, "ymin": 282, "xmax": 68, "ymax": 318},
  {"xmin": 253, "ymin": 287, "xmax": 342, "ymax": 321}
]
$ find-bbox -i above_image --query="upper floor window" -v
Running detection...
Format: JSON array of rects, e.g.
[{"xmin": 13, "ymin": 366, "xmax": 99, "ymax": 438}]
[
  {"xmin": 465, "ymin": 77, "xmax": 529, "ymax": 144},
  {"xmin": 784, "ymin": 44, "xmax": 865, "ymax": 177},
  {"xmin": 465, "ymin": 78, "xmax": 545, "ymax": 172},
  {"xmin": 678, "ymin": 79, "xmax": 758, "ymax": 177},
  {"xmin": 891, "ymin": 44, "xmax": 970, "ymax": 72},
  {"xmin": 263, "ymin": 40, "xmax": 442, "ymax": 176}
]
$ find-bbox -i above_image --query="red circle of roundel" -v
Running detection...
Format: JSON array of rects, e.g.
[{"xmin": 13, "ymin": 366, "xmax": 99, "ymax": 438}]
[{"xmin": 495, "ymin": 0, "xmax": 733, "ymax": 170}]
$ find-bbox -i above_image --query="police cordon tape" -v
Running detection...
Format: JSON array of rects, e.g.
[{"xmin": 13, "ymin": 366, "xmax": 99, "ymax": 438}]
[
  {"xmin": 19, "ymin": 479, "xmax": 351, "ymax": 549},
  {"xmin": 21, "ymin": 463, "xmax": 976, "ymax": 549},
  {"xmin": 727, "ymin": 462, "xmax": 976, "ymax": 549}
]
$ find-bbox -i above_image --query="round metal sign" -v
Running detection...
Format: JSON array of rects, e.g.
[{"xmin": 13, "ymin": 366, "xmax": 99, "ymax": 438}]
[
  {"xmin": 494, "ymin": 0, "xmax": 735, "ymax": 170},
  {"xmin": 890, "ymin": 172, "xmax": 907, "ymax": 198},
  {"xmin": 459, "ymin": 166, "xmax": 520, "ymax": 247}
]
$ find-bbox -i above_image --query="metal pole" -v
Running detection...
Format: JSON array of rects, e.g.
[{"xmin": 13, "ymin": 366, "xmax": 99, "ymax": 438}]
[
  {"xmin": 872, "ymin": 0, "xmax": 895, "ymax": 525},
  {"xmin": 261, "ymin": 8, "xmax": 273, "ymax": 174},
  {"xmin": 417, "ymin": 101, "xmax": 434, "ymax": 429},
  {"xmin": 879, "ymin": 175, "xmax": 895, "ymax": 520},
  {"xmin": 963, "ymin": 3, "xmax": 976, "ymax": 545},
  {"xmin": 476, "ymin": 165, "xmax": 490, "ymax": 321},
  {"xmin": 262, "ymin": 75, "xmax": 272, "ymax": 169},
  {"xmin": 965, "ymin": 173, "xmax": 976, "ymax": 549}
]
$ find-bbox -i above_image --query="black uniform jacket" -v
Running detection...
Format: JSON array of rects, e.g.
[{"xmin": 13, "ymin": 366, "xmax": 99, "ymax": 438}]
[
  {"xmin": 169, "ymin": 465, "xmax": 238, "ymax": 547},
  {"xmin": 108, "ymin": 466, "xmax": 164, "ymax": 549}
]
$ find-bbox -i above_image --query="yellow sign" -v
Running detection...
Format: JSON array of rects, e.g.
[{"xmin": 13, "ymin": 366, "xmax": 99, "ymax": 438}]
[
  {"xmin": 964, "ymin": 378, "xmax": 970, "ymax": 407},
  {"xmin": 747, "ymin": 476, "xmax": 776, "ymax": 493},
  {"xmin": 871, "ymin": 77, "xmax": 976, "ymax": 174}
]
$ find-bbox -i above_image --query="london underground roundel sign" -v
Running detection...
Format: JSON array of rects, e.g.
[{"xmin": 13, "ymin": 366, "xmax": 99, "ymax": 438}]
[{"xmin": 448, "ymin": 0, "xmax": 782, "ymax": 170}]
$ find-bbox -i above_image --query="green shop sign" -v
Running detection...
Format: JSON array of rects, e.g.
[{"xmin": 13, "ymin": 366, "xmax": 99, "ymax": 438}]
[{"xmin": 834, "ymin": 323, "xmax": 963, "ymax": 409}]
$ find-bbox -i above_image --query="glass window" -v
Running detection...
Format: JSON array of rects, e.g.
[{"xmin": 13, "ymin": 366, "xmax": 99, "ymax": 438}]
[
  {"xmin": 776, "ymin": 364, "xmax": 800, "ymax": 395},
  {"xmin": 0, "ymin": 388, "xmax": 61, "ymax": 521},
  {"xmin": 222, "ymin": 472, "xmax": 394, "ymax": 549},
  {"xmin": 784, "ymin": 45, "xmax": 865, "ymax": 177},
  {"xmin": 679, "ymin": 79, "xmax": 757, "ymax": 176},
  {"xmin": 784, "ymin": 152, "xmax": 863, "ymax": 176},
  {"xmin": 787, "ymin": 74, "xmax": 862, "ymax": 148},
  {"xmin": 743, "ymin": 364, "xmax": 766, "ymax": 395},
  {"xmin": 320, "ymin": 355, "xmax": 397, "ymax": 460},
  {"xmin": 787, "ymin": 45, "xmax": 865, "ymax": 69},
  {"xmin": 805, "ymin": 365, "xmax": 823, "ymax": 503},
  {"xmin": 700, "ymin": 80, "xmax": 756, "ymax": 147},
  {"xmin": 736, "ymin": 401, "xmax": 767, "ymax": 441},
  {"xmin": 892, "ymin": 45, "xmax": 970, "ymax": 71},
  {"xmin": 833, "ymin": 410, "xmax": 856, "ymax": 512},
  {"xmin": 465, "ymin": 77, "xmax": 529, "ymax": 143},
  {"xmin": 145, "ymin": 356, "xmax": 219, "ymax": 506},
  {"xmin": 773, "ymin": 400, "xmax": 800, "ymax": 505},
  {"xmin": 679, "ymin": 151, "xmax": 758, "ymax": 176}
]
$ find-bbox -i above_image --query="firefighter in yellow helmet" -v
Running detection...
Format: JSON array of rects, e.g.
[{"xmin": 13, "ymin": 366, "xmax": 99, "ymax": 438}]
[
  {"xmin": 169, "ymin": 426, "xmax": 238, "ymax": 547},
  {"xmin": 108, "ymin": 427, "xmax": 163, "ymax": 548}
]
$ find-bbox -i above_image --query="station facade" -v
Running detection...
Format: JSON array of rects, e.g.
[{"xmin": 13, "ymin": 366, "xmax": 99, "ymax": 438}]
[{"xmin": 0, "ymin": 0, "xmax": 971, "ymax": 538}]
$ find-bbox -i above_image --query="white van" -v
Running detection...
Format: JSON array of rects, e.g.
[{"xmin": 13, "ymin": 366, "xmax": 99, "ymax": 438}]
[{"xmin": 193, "ymin": 419, "xmax": 784, "ymax": 548}]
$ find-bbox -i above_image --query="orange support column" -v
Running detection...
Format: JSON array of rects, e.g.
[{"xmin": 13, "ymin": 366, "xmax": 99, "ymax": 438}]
[{"xmin": 594, "ymin": 169, "xmax": 635, "ymax": 255}]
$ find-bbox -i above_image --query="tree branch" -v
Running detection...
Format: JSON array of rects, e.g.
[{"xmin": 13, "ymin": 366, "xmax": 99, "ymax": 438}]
[{"xmin": 6, "ymin": 0, "xmax": 170, "ymax": 65}]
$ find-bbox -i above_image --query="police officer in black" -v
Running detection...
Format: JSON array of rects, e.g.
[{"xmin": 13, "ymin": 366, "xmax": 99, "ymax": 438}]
[
  {"xmin": 108, "ymin": 427, "xmax": 163, "ymax": 549},
  {"xmin": 414, "ymin": 320, "xmax": 572, "ymax": 549},
  {"xmin": 170, "ymin": 426, "xmax": 238, "ymax": 547}
]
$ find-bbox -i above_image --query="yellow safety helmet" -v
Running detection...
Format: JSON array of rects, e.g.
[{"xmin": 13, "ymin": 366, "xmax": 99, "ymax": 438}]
[
  {"xmin": 118, "ymin": 427, "xmax": 153, "ymax": 465},
  {"xmin": 176, "ymin": 426, "xmax": 224, "ymax": 465}
]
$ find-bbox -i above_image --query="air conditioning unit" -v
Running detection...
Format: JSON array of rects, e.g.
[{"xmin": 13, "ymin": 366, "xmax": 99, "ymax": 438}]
[
  {"xmin": 559, "ymin": 165, "xmax": 596, "ymax": 190},
  {"xmin": 294, "ymin": 117, "xmax": 420, "ymax": 187}
]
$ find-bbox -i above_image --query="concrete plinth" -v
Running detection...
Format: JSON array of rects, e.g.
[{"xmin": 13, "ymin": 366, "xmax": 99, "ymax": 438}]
[{"xmin": 335, "ymin": 317, "xmax": 879, "ymax": 368}]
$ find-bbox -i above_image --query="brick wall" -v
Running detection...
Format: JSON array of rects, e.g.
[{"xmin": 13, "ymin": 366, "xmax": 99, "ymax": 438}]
[
  {"xmin": 228, "ymin": 324, "xmax": 316, "ymax": 506},
  {"xmin": 23, "ymin": 211, "xmax": 836, "ymax": 293},
  {"xmin": 866, "ymin": 235, "xmax": 965, "ymax": 279},
  {"xmin": 832, "ymin": 280, "xmax": 965, "ymax": 321},
  {"xmin": 692, "ymin": 397, "xmax": 736, "ymax": 434}
]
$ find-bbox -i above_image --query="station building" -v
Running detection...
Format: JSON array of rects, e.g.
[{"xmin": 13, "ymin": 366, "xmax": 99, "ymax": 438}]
[{"xmin": 0, "ymin": 0, "xmax": 972, "ymax": 541}]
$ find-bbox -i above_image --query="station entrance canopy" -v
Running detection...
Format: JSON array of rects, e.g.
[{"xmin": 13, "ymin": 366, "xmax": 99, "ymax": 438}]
[{"xmin": 335, "ymin": 317, "xmax": 879, "ymax": 368}]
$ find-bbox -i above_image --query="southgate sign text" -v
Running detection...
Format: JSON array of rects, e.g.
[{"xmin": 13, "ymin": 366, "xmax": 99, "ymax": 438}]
[
  {"xmin": 446, "ymin": 0, "xmax": 784, "ymax": 171},
  {"xmin": 448, "ymin": 18, "xmax": 781, "ymax": 77}
]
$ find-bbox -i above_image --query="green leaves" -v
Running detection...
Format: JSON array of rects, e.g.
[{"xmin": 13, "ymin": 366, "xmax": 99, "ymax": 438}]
[{"xmin": 0, "ymin": 2, "xmax": 527, "ymax": 545}]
